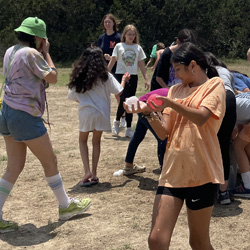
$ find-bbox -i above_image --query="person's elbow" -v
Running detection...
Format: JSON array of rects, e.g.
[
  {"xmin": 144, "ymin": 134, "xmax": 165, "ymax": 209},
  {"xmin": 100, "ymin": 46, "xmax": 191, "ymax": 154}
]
[{"xmin": 44, "ymin": 71, "xmax": 57, "ymax": 84}]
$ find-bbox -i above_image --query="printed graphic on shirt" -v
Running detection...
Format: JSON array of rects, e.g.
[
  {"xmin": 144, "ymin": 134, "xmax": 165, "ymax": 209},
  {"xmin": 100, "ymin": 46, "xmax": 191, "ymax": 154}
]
[
  {"xmin": 110, "ymin": 41, "xmax": 116, "ymax": 48},
  {"xmin": 122, "ymin": 49, "xmax": 136, "ymax": 67}
]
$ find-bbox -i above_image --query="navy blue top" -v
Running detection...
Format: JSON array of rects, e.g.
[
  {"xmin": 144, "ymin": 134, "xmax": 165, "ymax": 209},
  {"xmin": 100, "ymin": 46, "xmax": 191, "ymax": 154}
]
[{"xmin": 97, "ymin": 32, "xmax": 121, "ymax": 74}]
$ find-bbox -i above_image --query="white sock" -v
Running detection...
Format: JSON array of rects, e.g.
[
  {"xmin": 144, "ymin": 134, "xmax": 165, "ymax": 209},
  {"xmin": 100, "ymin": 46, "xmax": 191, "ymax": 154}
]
[
  {"xmin": 46, "ymin": 173, "xmax": 71, "ymax": 208},
  {"xmin": 241, "ymin": 171, "xmax": 250, "ymax": 189},
  {"xmin": 0, "ymin": 178, "xmax": 14, "ymax": 219}
]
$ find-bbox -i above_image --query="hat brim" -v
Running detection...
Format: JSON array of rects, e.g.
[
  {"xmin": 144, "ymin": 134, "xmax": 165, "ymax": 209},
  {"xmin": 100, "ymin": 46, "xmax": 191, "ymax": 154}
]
[{"xmin": 14, "ymin": 26, "xmax": 47, "ymax": 39}]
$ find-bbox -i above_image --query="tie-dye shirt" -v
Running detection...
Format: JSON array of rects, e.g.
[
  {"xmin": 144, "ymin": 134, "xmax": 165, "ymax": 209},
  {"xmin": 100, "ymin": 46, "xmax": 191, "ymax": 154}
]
[{"xmin": 3, "ymin": 45, "xmax": 51, "ymax": 117}]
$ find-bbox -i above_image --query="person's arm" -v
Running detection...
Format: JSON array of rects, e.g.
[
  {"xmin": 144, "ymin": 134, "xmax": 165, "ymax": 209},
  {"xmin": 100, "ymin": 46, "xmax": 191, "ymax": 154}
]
[
  {"xmin": 151, "ymin": 50, "xmax": 161, "ymax": 70},
  {"xmin": 153, "ymin": 96, "xmax": 213, "ymax": 126},
  {"xmin": 156, "ymin": 76, "xmax": 168, "ymax": 88},
  {"xmin": 107, "ymin": 56, "xmax": 117, "ymax": 72},
  {"xmin": 138, "ymin": 60, "xmax": 150, "ymax": 89},
  {"xmin": 145, "ymin": 57, "xmax": 153, "ymax": 68},
  {"xmin": 124, "ymin": 95, "xmax": 213, "ymax": 127},
  {"xmin": 115, "ymin": 73, "xmax": 130, "ymax": 103},
  {"xmin": 42, "ymin": 39, "xmax": 57, "ymax": 84}
]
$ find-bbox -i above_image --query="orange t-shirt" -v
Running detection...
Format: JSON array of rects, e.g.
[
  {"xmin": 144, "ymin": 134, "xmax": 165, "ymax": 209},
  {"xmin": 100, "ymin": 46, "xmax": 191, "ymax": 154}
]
[{"xmin": 159, "ymin": 77, "xmax": 226, "ymax": 187}]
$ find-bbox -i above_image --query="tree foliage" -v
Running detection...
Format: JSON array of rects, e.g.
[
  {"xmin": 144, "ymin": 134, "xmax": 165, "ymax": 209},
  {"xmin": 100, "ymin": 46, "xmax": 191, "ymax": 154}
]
[{"xmin": 1, "ymin": 0, "xmax": 250, "ymax": 61}]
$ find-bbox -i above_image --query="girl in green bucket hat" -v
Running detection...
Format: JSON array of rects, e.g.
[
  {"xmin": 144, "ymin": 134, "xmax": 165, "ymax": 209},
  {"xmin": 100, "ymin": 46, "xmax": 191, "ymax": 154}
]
[{"xmin": 0, "ymin": 17, "xmax": 91, "ymax": 233}]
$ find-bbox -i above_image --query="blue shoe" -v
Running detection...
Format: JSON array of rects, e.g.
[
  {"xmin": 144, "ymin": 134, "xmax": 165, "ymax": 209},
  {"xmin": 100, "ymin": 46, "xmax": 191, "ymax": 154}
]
[
  {"xmin": 217, "ymin": 190, "xmax": 231, "ymax": 205},
  {"xmin": 229, "ymin": 184, "xmax": 250, "ymax": 198}
]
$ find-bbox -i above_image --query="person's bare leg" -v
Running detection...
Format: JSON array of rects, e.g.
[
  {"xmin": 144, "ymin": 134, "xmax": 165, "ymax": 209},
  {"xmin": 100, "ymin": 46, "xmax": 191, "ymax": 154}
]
[
  {"xmin": 148, "ymin": 194, "xmax": 184, "ymax": 250},
  {"xmin": 91, "ymin": 130, "xmax": 103, "ymax": 180},
  {"xmin": 79, "ymin": 131, "xmax": 92, "ymax": 182},
  {"xmin": 24, "ymin": 133, "xmax": 70, "ymax": 207},
  {"xmin": 233, "ymin": 137, "xmax": 250, "ymax": 174},
  {"xmin": 24, "ymin": 133, "xmax": 58, "ymax": 177},
  {"xmin": 2, "ymin": 136, "xmax": 27, "ymax": 183},
  {"xmin": 187, "ymin": 206, "xmax": 214, "ymax": 250}
]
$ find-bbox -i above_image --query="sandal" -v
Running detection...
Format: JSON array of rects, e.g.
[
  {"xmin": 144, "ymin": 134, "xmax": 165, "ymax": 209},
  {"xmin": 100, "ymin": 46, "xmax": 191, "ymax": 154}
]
[{"xmin": 79, "ymin": 179, "xmax": 92, "ymax": 187}]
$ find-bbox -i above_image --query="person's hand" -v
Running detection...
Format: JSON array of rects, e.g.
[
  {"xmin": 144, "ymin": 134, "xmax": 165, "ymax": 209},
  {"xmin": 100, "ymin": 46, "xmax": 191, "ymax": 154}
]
[
  {"xmin": 122, "ymin": 72, "xmax": 130, "ymax": 82},
  {"xmin": 147, "ymin": 96, "xmax": 170, "ymax": 112},
  {"xmin": 123, "ymin": 100, "xmax": 152, "ymax": 114},
  {"xmin": 42, "ymin": 38, "xmax": 50, "ymax": 54},
  {"xmin": 145, "ymin": 80, "xmax": 150, "ymax": 90},
  {"xmin": 104, "ymin": 54, "xmax": 111, "ymax": 61}
]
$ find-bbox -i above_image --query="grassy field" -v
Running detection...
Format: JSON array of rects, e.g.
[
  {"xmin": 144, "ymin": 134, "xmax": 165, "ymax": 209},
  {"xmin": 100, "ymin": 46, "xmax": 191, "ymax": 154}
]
[{"xmin": 1, "ymin": 58, "xmax": 249, "ymax": 88}]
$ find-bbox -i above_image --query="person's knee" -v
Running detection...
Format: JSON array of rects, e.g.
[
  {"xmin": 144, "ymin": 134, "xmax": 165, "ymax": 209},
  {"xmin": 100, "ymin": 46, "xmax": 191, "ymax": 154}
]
[{"xmin": 148, "ymin": 233, "xmax": 170, "ymax": 250}]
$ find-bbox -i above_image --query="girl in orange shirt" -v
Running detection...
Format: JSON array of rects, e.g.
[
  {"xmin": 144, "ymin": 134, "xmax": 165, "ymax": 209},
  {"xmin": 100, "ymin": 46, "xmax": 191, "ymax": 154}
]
[{"xmin": 124, "ymin": 42, "xmax": 226, "ymax": 250}]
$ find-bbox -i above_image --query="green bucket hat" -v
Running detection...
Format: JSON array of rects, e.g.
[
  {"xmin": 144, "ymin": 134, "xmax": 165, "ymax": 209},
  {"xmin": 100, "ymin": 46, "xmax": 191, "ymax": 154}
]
[{"xmin": 14, "ymin": 17, "xmax": 47, "ymax": 39}]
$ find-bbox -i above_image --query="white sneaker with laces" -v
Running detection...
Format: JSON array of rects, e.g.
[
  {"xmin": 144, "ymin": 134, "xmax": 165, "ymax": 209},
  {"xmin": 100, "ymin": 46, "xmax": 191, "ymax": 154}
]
[
  {"xmin": 112, "ymin": 119, "xmax": 120, "ymax": 135},
  {"xmin": 120, "ymin": 117, "xmax": 127, "ymax": 128},
  {"xmin": 125, "ymin": 127, "xmax": 134, "ymax": 138}
]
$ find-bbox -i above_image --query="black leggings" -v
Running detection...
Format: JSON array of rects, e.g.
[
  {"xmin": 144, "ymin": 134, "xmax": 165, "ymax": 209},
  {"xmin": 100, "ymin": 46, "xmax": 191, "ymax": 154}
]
[
  {"xmin": 115, "ymin": 74, "xmax": 138, "ymax": 127},
  {"xmin": 217, "ymin": 90, "xmax": 236, "ymax": 180}
]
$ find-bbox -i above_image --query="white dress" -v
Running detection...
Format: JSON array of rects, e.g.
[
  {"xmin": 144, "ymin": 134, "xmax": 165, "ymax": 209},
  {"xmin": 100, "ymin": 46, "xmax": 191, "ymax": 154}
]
[{"xmin": 68, "ymin": 73, "xmax": 123, "ymax": 132}]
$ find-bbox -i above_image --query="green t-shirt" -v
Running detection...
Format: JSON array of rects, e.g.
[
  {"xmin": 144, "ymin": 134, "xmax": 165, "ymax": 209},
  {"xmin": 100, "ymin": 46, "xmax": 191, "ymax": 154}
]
[{"xmin": 150, "ymin": 44, "xmax": 157, "ymax": 58}]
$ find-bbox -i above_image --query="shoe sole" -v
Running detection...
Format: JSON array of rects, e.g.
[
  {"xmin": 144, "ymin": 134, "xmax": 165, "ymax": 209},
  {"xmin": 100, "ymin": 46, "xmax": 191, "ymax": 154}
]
[
  {"xmin": 0, "ymin": 228, "xmax": 18, "ymax": 234},
  {"xmin": 219, "ymin": 199, "xmax": 231, "ymax": 205},
  {"xmin": 59, "ymin": 201, "xmax": 91, "ymax": 221},
  {"xmin": 123, "ymin": 170, "xmax": 146, "ymax": 176}
]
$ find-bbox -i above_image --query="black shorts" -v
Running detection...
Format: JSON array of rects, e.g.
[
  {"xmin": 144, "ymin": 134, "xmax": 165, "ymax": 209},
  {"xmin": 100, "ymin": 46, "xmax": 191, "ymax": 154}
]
[{"xmin": 156, "ymin": 183, "xmax": 218, "ymax": 210}]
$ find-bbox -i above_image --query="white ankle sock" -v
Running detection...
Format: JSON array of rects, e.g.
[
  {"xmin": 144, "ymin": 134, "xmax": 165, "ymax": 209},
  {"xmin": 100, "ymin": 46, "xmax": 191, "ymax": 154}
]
[
  {"xmin": 46, "ymin": 173, "xmax": 71, "ymax": 208},
  {"xmin": 241, "ymin": 171, "xmax": 250, "ymax": 189},
  {"xmin": 0, "ymin": 178, "xmax": 14, "ymax": 219}
]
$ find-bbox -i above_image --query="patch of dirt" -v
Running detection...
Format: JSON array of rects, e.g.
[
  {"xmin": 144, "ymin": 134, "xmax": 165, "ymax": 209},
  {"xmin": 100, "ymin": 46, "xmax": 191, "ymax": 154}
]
[{"xmin": 0, "ymin": 85, "xmax": 250, "ymax": 250}]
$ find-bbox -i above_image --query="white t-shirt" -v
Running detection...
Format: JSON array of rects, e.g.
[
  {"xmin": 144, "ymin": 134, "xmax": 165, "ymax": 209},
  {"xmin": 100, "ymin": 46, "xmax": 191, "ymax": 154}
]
[
  {"xmin": 68, "ymin": 73, "xmax": 123, "ymax": 130},
  {"xmin": 235, "ymin": 92, "xmax": 250, "ymax": 124},
  {"xmin": 112, "ymin": 42, "xmax": 146, "ymax": 75}
]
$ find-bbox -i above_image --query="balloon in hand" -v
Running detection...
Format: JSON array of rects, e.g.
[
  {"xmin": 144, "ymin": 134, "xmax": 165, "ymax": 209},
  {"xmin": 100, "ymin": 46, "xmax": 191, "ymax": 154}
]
[{"xmin": 147, "ymin": 94, "xmax": 163, "ymax": 110}]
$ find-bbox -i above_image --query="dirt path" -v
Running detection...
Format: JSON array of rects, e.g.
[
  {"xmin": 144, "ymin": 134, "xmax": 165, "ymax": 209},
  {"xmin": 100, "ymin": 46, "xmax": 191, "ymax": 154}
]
[{"xmin": 0, "ymin": 85, "xmax": 250, "ymax": 250}]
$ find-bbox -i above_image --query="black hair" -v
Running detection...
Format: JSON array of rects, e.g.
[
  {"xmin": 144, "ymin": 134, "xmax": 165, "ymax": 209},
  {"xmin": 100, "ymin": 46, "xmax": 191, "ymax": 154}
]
[
  {"xmin": 68, "ymin": 47, "xmax": 109, "ymax": 93},
  {"xmin": 205, "ymin": 52, "xmax": 228, "ymax": 69},
  {"xmin": 171, "ymin": 42, "xmax": 218, "ymax": 79},
  {"xmin": 17, "ymin": 32, "xmax": 36, "ymax": 49},
  {"xmin": 177, "ymin": 29, "xmax": 197, "ymax": 45}
]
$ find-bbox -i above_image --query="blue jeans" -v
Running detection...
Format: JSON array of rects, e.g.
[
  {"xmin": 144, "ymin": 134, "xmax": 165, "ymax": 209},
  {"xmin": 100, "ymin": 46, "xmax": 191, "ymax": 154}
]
[{"xmin": 125, "ymin": 113, "xmax": 168, "ymax": 168}]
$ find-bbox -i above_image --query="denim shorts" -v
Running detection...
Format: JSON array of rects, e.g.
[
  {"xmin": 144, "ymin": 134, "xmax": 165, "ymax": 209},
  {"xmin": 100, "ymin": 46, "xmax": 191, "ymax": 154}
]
[
  {"xmin": 156, "ymin": 183, "xmax": 218, "ymax": 210},
  {"xmin": 0, "ymin": 102, "xmax": 47, "ymax": 141}
]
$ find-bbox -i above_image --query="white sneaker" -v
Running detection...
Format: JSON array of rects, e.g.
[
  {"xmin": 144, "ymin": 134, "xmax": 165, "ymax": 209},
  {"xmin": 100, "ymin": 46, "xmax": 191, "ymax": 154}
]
[
  {"xmin": 125, "ymin": 127, "xmax": 134, "ymax": 138},
  {"xmin": 120, "ymin": 117, "xmax": 127, "ymax": 128},
  {"xmin": 112, "ymin": 119, "xmax": 120, "ymax": 135}
]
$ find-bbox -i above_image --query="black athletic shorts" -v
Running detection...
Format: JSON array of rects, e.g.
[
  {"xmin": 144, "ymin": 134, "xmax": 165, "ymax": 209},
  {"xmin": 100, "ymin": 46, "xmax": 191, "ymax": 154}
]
[{"xmin": 156, "ymin": 183, "xmax": 218, "ymax": 210}]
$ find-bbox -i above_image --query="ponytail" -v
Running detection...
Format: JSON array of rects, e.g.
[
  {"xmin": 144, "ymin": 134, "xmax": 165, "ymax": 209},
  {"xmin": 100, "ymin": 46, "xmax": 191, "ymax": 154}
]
[{"xmin": 207, "ymin": 65, "xmax": 219, "ymax": 78}]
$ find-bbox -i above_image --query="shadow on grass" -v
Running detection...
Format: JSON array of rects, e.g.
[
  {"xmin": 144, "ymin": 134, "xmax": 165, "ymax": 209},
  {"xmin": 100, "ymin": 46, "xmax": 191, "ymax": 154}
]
[
  {"xmin": 0, "ymin": 214, "xmax": 91, "ymax": 247},
  {"xmin": 212, "ymin": 199, "xmax": 243, "ymax": 217}
]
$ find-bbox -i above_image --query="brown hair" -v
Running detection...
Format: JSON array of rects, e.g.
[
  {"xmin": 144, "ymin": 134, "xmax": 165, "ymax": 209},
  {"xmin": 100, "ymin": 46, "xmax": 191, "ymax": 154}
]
[
  {"xmin": 102, "ymin": 13, "xmax": 120, "ymax": 32},
  {"xmin": 156, "ymin": 42, "xmax": 165, "ymax": 50},
  {"xmin": 121, "ymin": 24, "xmax": 139, "ymax": 44}
]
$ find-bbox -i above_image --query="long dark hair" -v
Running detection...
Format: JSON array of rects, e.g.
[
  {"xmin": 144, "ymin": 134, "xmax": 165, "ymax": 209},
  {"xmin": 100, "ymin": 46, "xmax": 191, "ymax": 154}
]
[
  {"xmin": 17, "ymin": 32, "xmax": 36, "ymax": 49},
  {"xmin": 171, "ymin": 42, "xmax": 218, "ymax": 78},
  {"xmin": 205, "ymin": 52, "xmax": 228, "ymax": 69},
  {"xmin": 68, "ymin": 47, "xmax": 109, "ymax": 93}
]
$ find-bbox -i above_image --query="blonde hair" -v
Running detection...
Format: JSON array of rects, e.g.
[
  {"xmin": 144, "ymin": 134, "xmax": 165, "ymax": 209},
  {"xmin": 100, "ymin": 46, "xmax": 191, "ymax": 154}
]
[{"xmin": 121, "ymin": 24, "xmax": 140, "ymax": 44}]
